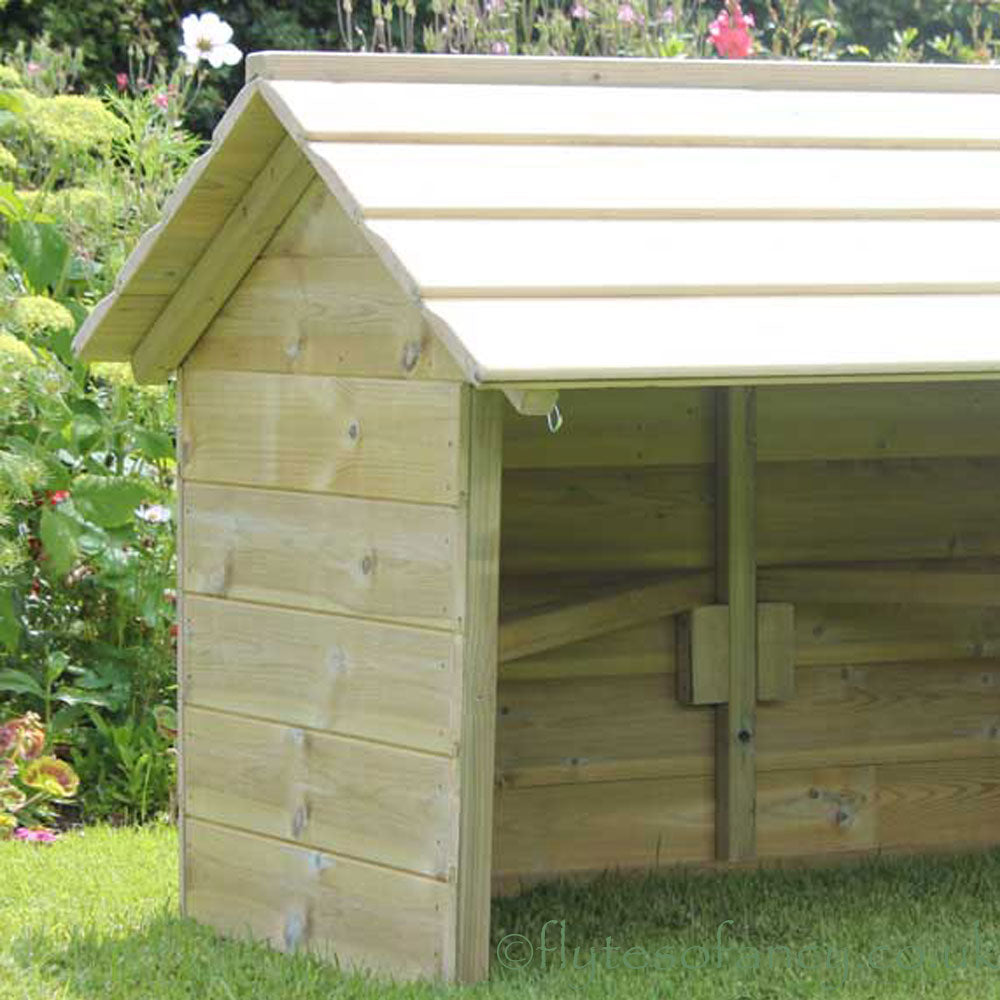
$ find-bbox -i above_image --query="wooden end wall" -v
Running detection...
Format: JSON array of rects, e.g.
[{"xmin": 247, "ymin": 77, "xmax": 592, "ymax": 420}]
[
  {"xmin": 175, "ymin": 179, "xmax": 498, "ymax": 981},
  {"xmin": 495, "ymin": 383, "xmax": 1000, "ymax": 887}
]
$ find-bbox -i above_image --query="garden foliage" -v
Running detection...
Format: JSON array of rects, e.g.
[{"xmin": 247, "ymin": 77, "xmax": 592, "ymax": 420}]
[{"xmin": 0, "ymin": 55, "xmax": 195, "ymax": 825}]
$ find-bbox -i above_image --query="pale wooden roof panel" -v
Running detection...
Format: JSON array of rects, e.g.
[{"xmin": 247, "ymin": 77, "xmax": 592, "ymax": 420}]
[
  {"xmin": 312, "ymin": 144, "xmax": 1000, "ymax": 219},
  {"xmin": 424, "ymin": 296, "xmax": 1000, "ymax": 383},
  {"xmin": 74, "ymin": 55, "xmax": 1000, "ymax": 383}
]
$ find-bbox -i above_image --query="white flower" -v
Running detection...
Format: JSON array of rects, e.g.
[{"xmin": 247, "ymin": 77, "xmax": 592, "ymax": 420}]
[
  {"xmin": 179, "ymin": 12, "xmax": 242, "ymax": 68},
  {"xmin": 135, "ymin": 504, "xmax": 172, "ymax": 525}
]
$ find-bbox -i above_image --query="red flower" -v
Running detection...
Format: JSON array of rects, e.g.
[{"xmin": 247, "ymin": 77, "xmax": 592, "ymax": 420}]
[
  {"xmin": 709, "ymin": 2, "xmax": 755, "ymax": 58},
  {"xmin": 46, "ymin": 491, "xmax": 70, "ymax": 507},
  {"xmin": 116, "ymin": 72, "xmax": 129, "ymax": 91}
]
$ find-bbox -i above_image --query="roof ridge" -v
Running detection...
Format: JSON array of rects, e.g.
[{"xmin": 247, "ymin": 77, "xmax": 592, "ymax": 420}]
[{"xmin": 247, "ymin": 51, "xmax": 1000, "ymax": 94}]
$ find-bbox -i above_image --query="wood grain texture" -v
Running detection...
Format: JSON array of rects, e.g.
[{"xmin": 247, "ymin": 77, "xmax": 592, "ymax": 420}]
[
  {"xmin": 76, "ymin": 87, "xmax": 285, "ymax": 362},
  {"xmin": 184, "ymin": 706, "xmax": 455, "ymax": 878},
  {"xmin": 877, "ymin": 757, "xmax": 1000, "ymax": 849},
  {"xmin": 757, "ymin": 603, "xmax": 795, "ymax": 702},
  {"xmin": 499, "ymin": 618, "xmax": 676, "ymax": 681},
  {"xmin": 502, "ymin": 382, "xmax": 1000, "ymax": 471},
  {"xmin": 716, "ymin": 387, "xmax": 757, "ymax": 861},
  {"xmin": 264, "ymin": 78, "xmax": 1000, "ymax": 148},
  {"xmin": 370, "ymin": 218, "xmax": 1000, "ymax": 297},
  {"xmin": 183, "ymin": 595, "xmax": 459, "ymax": 754},
  {"xmin": 496, "ymin": 674, "xmax": 713, "ymax": 788},
  {"xmin": 180, "ymin": 369, "xmax": 463, "ymax": 504},
  {"xmin": 132, "ymin": 135, "xmax": 316, "ymax": 382},
  {"xmin": 183, "ymin": 482, "xmax": 463, "ymax": 630},
  {"xmin": 501, "ymin": 458, "xmax": 1000, "ymax": 575},
  {"xmin": 493, "ymin": 765, "xmax": 876, "ymax": 878},
  {"xmin": 761, "ymin": 564, "xmax": 1000, "ymax": 606},
  {"xmin": 313, "ymin": 143, "xmax": 1000, "ymax": 219},
  {"xmin": 185, "ymin": 818, "xmax": 454, "ymax": 980},
  {"xmin": 676, "ymin": 605, "xmax": 729, "ymax": 706},
  {"xmin": 248, "ymin": 52, "xmax": 1000, "ymax": 94},
  {"xmin": 455, "ymin": 389, "xmax": 503, "ymax": 983},
  {"xmin": 757, "ymin": 660, "xmax": 1000, "ymax": 772},
  {"xmin": 794, "ymin": 601, "xmax": 1000, "ymax": 666},
  {"xmin": 499, "ymin": 572, "xmax": 712, "ymax": 663},
  {"xmin": 424, "ymin": 295, "xmax": 1000, "ymax": 384},
  {"xmin": 186, "ymin": 255, "xmax": 462, "ymax": 380}
]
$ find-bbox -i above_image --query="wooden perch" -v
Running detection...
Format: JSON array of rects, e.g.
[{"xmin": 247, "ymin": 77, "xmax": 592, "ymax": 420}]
[{"xmin": 498, "ymin": 571, "xmax": 714, "ymax": 664}]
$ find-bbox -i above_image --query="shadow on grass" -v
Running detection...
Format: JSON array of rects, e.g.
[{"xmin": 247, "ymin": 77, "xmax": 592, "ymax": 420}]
[{"xmin": 9, "ymin": 848, "xmax": 1000, "ymax": 1000}]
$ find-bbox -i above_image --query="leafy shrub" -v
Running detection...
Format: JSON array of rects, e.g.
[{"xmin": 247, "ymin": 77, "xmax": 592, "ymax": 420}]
[
  {"xmin": 0, "ymin": 711, "xmax": 81, "ymax": 840},
  {"xmin": 0, "ymin": 60, "xmax": 196, "ymax": 826}
]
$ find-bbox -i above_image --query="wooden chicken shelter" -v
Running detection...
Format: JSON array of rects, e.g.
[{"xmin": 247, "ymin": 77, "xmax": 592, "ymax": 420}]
[{"xmin": 75, "ymin": 52, "xmax": 1000, "ymax": 982}]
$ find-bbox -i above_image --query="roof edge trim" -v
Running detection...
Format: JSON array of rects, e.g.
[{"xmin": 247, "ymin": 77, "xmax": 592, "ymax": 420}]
[{"xmin": 246, "ymin": 51, "xmax": 1000, "ymax": 94}]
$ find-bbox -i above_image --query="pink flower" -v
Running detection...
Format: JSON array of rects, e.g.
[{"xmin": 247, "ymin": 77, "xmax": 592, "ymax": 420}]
[
  {"xmin": 571, "ymin": 2, "xmax": 592, "ymax": 16},
  {"xmin": 617, "ymin": 2, "xmax": 639, "ymax": 23},
  {"xmin": 115, "ymin": 72, "xmax": 129, "ymax": 91},
  {"xmin": 490, "ymin": 40, "xmax": 510, "ymax": 54},
  {"xmin": 25, "ymin": 61, "xmax": 42, "ymax": 76},
  {"xmin": 153, "ymin": 93, "xmax": 170, "ymax": 109},
  {"xmin": 708, "ymin": 3, "xmax": 755, "ymax": 58},
  {"xmin": 46, "ymin": 490, "xmax": 70, "ymax": 507},
  {"xmin": 13, "ymin": 827, "xmax": 58, "ymax": 843}
]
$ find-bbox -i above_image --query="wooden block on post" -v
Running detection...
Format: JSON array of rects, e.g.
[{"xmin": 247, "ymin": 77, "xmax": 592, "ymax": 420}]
[
  {"xmin": 757, "ymin": 603, "xmax": 795, "ymax": 702},
  {"xmin": 677, "ymin": 605, "xmax": 730, "ymax": 705},
  {"xmin": 715, "ymin": 386, "xmax": 757, "ymax": 863}
]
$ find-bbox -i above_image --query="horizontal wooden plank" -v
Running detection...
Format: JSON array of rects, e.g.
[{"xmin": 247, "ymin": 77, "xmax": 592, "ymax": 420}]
[
  {"xmin": 498, "ymin": 590, "xmax": 1000, "ymax": 678},
  {"xmin": 183, "ymin": 482, "xmax": 463, "ymax": 630},
  {"xmin": 758, "ymin": 660, "xmax": 1000, "ymax": 772},
  {"xmin": 795, "ymin": 601, "xmax": 1000, "ymax": 666},
  {"xmin": 497, "ymin": 660, "xmax": 1000, "ymax": 788},
  {"xmin": 496, "ymin": 674, "xmax": 712, "ymax": 788},
  {"xmin": 425, "ymin": 296, "xmax": 1000, "ymax": 384},
  {"xmin": 185, "ymin": 255, "xmax": 462, "ymax": 380},
  {"xmin": 369, "ymin": 219, "xmax": 1000, "ymax": 297},
  {"xmin": 185, "ymin": 818, "xmax": 454, "ymax": 979},
  {"xmin": 185, "ymin": 707, "xmax": 455, "ymax": 877},
  {"xmin": 758, "ymin": 382, "xmax": 1000, "ymax": 462},
  {"xmin": 758, "ymin": 459, "xmax": 1000, "ymax": 567},
  {"xmin": 183, "ymin": 595, "xmax": 459, "ymax": 753},
  {"xmin": 501, "ymin": 465, "xmax": 714, "ymax": 574},
  {"xmin": 265, "ymin": 79, "xmax": 1000, "ymax": 148},
  {"xmin": 499, "ymin": 571, "xmax": 712, "ymax": 663},
  {"xmin": 181, "ymin": 369, "xmax": 463, "ymax": 503},
  {"xmin": 318, "ymin": 143, "xmax": 1000, "ymax": 219},
  {"xmin": 877, "ymin": 757, "xmax": 1000, "ymax": 850},
  {"xmin": 503, "ymin": 459, "xmax": 1000, "ymax": 575},
  {"xmin": 761, "ymin": 564, "xmax": 1000, "ymax": 606},
  {"xmin": 249, "ymin": 53, "xmax": 1000, "ymax": 94},
  {"xmin": 503, "ymin": 383, "xmax": 1000, "ymax": 471},
  {"xmin": 493, "ymin": 765, "xmax": 876, "ymax": 877}
]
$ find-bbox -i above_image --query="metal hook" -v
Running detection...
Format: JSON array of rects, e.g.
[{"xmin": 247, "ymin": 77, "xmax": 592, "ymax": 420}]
[{"xmin": 547, "ymin": 402, "xmax": 563, "ymax": 434}]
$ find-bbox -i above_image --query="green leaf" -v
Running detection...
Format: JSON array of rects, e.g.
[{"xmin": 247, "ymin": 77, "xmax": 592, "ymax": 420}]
[
  {"xmin": 6, "ymin": 220, "xmax": 71, "ymax": 294},
  {"xmin": 70, "ymin": 475, "xmax": 152, "ymax": 528},
  {"xmin": 0, "ymin": 91, "xmax": 24, "ymax": 114},
  {"xmin": 133, "ymin": 428, "xmax": 174, "ymax": 462},
  {"xmin": 0, "ymin": 668, "xmax": 44, "ymax": 699},
  {"xmin": 39, "ymin": 506, "xmax": 80, "ymax": 577},
  {"xmin": 0, "ymin": 588, "xmax": 20, "ymax": 653}
]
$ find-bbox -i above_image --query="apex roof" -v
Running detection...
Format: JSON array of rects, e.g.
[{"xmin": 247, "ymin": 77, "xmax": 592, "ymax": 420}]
[{"xmin": 75, "ymin": 53, "xmax": 1000, "ymax": 385}]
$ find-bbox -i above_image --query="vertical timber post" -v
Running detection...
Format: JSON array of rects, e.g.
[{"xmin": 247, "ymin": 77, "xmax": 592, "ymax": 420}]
[
  {"xmin": 175, "ymin": 365, "xmax": 188, "ymax": 915},
  {"xmin": 715, "ymin": 387, "xmax": 757, "ymax": 861},
  {"xmin": 455, "ymin": 388, "xmax": 503, "ymax": 982}
]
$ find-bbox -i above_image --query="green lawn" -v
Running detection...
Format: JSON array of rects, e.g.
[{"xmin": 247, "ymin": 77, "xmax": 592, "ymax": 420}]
[{"xmin": 3, "ymin": 825, "xmax": 1000, "ymax": 999}]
